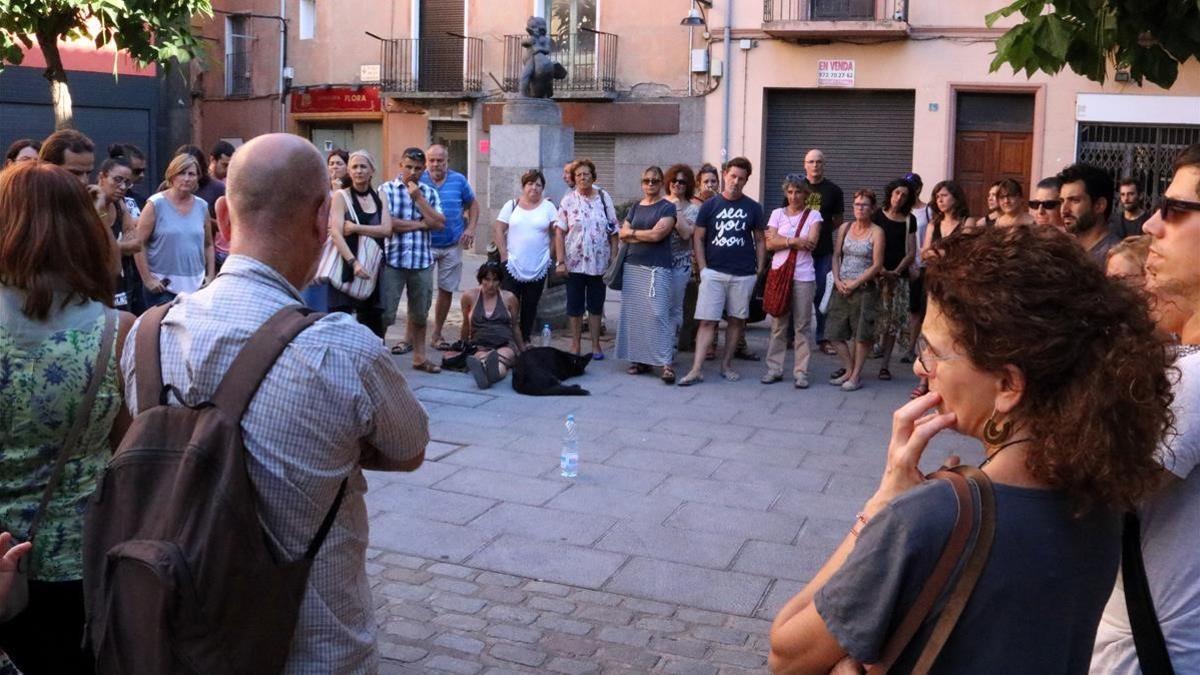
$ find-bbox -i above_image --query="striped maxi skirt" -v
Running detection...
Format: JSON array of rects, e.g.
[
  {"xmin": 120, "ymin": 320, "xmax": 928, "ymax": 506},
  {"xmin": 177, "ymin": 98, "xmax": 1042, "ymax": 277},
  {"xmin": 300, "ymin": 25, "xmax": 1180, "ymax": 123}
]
[{"xmin": 616, "ymin": 263, "xmax": 675, "ymax": 367}]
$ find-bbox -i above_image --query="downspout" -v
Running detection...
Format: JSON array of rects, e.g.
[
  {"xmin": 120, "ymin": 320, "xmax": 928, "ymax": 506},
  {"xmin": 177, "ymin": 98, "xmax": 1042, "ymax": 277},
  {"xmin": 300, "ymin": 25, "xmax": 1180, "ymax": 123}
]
[
  {"xmin": 721, "ymin": 0, "xmax": 732, "ymax": 164},
  {"xmin": 279, "ymin": 0, "xmax": 287, "ymax": 132}
]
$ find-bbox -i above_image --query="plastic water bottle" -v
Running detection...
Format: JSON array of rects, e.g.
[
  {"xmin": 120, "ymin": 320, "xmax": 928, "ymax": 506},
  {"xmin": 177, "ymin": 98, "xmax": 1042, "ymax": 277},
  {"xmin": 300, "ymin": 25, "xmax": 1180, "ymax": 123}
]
[
  {"xmin": 541, "ymin": 323, "xmax": 552, "ymax": 347},
  {"xmin": 560, "ymin": 415, "xmax": 579, "ymax": 478}
]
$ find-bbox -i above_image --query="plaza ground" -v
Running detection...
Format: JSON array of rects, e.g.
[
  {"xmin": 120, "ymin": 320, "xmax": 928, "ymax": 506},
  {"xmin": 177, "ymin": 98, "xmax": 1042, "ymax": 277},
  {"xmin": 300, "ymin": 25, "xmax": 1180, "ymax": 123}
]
[{"xmin": 366, "ymin": 254, "xmax": 979, "ymax": 673}]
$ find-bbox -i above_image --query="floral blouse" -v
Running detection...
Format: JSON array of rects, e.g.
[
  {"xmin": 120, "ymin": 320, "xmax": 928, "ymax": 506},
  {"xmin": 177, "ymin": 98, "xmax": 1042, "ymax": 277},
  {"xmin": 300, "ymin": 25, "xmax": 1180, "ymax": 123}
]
[
  {"xmin": 556, "ymin": 189, "xmax": 618, "ymax": 276},
  {"xmin": 0, "ymin": 288, "xmax": 120, "ymax": 581}
]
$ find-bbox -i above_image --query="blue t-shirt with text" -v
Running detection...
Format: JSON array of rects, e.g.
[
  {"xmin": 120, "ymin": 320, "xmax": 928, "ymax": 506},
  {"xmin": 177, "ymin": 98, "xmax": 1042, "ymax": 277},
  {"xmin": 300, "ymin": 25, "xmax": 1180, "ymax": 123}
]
[
  {"xmin": 421, "ymin": 170, "xmax": 476, "ymax": 248},
  {"xmin": 696, "ymin": 194, "xmax": 764, "ymax": 276}
]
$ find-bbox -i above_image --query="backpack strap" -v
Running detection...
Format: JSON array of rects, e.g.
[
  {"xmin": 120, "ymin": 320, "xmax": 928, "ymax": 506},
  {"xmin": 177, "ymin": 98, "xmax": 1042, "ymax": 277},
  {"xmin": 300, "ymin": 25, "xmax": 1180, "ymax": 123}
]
[
  {"xmin": 911, "ymin": 464, "xmax": 996, "ymax": 672},
  {"xmin": 1122, "ymin": 511, "xmax": 1176, "ymax": 674},
  {"xmin": 134, "ymin": 302, "xmax": 172, "ymax": 414},
  {"xmin": 868, "ymin": 469, "xmax": 975, "ymax": 673},
  {"xmin": 305, "ymin": 477, "xmax": 348, "ymax": 560},
  {"xmin": 210, "ymin": 305, "xmax": 324, "ymax": 419}
]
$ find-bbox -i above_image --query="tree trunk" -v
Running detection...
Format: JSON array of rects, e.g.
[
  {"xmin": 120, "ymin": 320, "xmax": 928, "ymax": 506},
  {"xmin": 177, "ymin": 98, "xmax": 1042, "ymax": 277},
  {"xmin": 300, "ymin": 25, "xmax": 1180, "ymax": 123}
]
[{"xmin": 36, "ymin": 27, "xmax": 74, "ymax": 129}]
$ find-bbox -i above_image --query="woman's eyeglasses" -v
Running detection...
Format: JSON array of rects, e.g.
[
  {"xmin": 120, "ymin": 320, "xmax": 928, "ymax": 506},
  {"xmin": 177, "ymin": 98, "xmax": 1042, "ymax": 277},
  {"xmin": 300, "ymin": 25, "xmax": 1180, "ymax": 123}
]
[
  {"xmin": 109, "ymin": 176, "xmax": 133, "ymax": 188},
  {"xmin": 1155, "ymin": 197, "xmax": 1200, "ymax": 222},
  {"xmin": 914, "ymin": 334, "xmax": 959, "ymax": 373},
  {"xmin": 1027, "ymin": 199, "xmax": 1061, "ymax": 210}
]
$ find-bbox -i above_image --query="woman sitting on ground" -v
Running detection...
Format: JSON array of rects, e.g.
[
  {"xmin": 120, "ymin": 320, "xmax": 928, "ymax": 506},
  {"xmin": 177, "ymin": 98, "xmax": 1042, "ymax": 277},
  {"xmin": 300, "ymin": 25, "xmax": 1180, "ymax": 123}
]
[
  {"xmin": 460, "ymin": 262, "xmax": 526, "ymax": 389},
  {"xmin": 769, "ymin": 224, "xmax": 1171, "ymax": 674}
]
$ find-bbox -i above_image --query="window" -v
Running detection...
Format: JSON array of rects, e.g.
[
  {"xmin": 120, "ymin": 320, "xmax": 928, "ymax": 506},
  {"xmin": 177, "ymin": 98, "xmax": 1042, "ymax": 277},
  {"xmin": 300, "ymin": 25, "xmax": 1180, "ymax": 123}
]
[
  {"xmin": 299, "ymin": 0, "xmax": 316, "ymax": 40},
  {"xmin": 225, "ymin": 15, "xmax": 253, "ymax": 97},
  {"xmin": 1077, "ymin": 123, "xmax": 1200, "ymax": 204}
]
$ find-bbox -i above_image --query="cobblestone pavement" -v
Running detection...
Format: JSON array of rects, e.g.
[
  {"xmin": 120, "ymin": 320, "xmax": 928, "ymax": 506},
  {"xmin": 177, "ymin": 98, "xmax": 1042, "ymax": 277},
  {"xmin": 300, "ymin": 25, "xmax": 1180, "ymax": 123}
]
[{"xmin": 369, "ymin": 270, "xmax": 981, "ymax": 672}]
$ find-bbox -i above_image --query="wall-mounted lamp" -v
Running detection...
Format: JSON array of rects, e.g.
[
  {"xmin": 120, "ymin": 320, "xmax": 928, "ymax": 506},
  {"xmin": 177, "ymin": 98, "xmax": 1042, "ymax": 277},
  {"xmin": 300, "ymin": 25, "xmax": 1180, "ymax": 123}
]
[{"xmin": 680, "ymin": 0, "xmax": 712, "ymax": 26}]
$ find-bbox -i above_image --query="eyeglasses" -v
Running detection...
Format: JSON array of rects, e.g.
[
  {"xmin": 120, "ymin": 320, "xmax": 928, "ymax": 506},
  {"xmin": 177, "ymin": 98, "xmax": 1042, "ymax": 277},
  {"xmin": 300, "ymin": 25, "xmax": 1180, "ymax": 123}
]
[
  {"xmin": 914, "ymin": 334, "xmax": 959, "ymax": 373},
  {"xmin": 1155, "ymin": 197, "xmax": 1200, "ymax": 222},
  {"xmin": 852, "ymin": 202, "xmax": 873, "ymax": 210},
  {"xmin": 642, "ymin": 178, "xmax": 662, "ymax": 185},
  {"xmin": 109, "ymin": 176, "xmax": 133, "ymax": 188},
  {"xmin": 1027, "ymin": 199, "xmax": 1061, "ymax": 211}
]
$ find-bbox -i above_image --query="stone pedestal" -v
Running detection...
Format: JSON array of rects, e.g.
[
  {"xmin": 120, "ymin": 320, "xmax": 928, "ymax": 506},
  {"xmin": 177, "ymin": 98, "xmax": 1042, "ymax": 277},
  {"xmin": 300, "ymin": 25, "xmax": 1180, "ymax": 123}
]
[{"xmin": 488, "ymin": 96, "xmax": 575, "ymax": 329}]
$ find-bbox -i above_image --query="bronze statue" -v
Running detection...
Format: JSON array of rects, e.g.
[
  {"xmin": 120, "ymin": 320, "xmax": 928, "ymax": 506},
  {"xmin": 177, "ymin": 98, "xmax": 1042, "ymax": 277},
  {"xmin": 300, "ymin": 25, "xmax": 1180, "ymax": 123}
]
[{"xmin": 519, "ymin": 16, "xmax": 567, "ymax": 98}]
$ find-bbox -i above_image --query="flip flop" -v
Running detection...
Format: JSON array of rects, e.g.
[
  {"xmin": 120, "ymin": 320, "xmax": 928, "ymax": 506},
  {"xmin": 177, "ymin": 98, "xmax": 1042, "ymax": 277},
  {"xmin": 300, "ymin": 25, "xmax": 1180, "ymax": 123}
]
[
  {"xmin": 878, "ymin": 368, "xmax": 893, "ymax": 381},
  {"xmin": 412, "ymin": 360, "xmax": 442, "ymax": 374},
  {"xmin": 661, "ymin": 366, "xmax": 676, "ymax": 384},
  {"xmin": 432, "ymin": 340, "xmax": 453, "ymax": 351},
  {"xmin": 466, "ymin": 356, "xmax": 490, "ymax": 389},
  {"xmin": 390, "ymin": 341, "xmax": 414, "ymax": 355}
]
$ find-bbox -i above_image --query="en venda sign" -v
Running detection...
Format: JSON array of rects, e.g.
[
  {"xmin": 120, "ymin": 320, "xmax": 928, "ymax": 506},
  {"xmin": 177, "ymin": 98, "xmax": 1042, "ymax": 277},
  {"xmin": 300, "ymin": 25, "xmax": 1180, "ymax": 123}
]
[{"xmin": 817, "ymin": 59, "xmax": 855, "ymax": 88}]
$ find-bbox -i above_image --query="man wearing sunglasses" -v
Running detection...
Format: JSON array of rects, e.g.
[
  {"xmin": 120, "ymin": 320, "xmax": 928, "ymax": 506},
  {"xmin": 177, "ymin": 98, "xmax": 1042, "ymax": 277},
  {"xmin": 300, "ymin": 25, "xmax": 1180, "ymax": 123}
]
[
  {"xmin": 1109, "ymin": 177, "xmax": 1150, "ymax": 240},
  {"xmin": 1093, "ymin": 144, "xmax": 1200, "ymax": 675},
  {"xmin": 1027, "ymin": 177, "xmax": 1064, "ymax": 230},
  {"xmin": 1057, "ymin": 163, "xmax": 1118, "ymax": 264}
]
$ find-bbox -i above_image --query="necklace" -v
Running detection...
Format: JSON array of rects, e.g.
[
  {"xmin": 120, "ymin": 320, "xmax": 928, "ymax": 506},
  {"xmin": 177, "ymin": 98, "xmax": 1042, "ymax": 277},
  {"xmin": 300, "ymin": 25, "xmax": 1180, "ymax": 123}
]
[
  {"xmin": 979, "ymin": 437, "xmax": 1032, "ymax": 469},
  {"xmin": 351, "ymin": 186, "xmax": 373, "ymax": 198}
]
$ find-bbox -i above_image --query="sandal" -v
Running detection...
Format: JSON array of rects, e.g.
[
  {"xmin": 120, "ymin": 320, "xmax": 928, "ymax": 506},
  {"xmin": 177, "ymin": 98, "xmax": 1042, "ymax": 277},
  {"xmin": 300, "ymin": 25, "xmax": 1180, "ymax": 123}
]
[
  {"xmin": 466, "ymin": 356, "xmax": 490, "ymax": 389},
  {"xmin": 878, "ymin": 368, "xmax": 893, "ymax": 381},
  {"xmin": 819, "ymin": 341, "xmax": 837, "ymax": 356},
  {"xmin": 412, "ymin": 360, "xmax": 442, "ymax": 374},
  {"xmin": 661, "ymin": 366, "xmax": 676, "ymax": 384},
  {"xmin": 390, "ymin": 341, "xmax": 414, "ymax": 355},
  {"xmin": 733, "ymin": 346, "xmax": 761, "ymax": 362},
  {"xmin": 677, "ymin": 372, "xmax": 703, "ymax": 387},
  {"xmin": 720, "ymin": 369, "xmax": 741, "ymax": 382},
  {"xmin": 432, "ymin": 340, "xmax": 452, "ymax": 351},
  {"xmin": 627, "ymin": 363, "xmax": 651, "ymax": 375}
]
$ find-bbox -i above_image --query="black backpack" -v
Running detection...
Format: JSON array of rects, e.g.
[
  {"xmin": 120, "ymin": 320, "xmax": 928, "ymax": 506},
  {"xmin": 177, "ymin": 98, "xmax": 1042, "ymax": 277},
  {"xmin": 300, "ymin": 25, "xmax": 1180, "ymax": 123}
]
[{"xmin": 83, "ymin": 303, "xmax": 346, "ymax": 674}]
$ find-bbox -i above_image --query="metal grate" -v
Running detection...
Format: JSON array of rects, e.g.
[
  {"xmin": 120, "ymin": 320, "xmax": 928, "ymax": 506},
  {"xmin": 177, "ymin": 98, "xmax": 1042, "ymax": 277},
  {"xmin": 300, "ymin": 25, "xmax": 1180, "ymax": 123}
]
[
  {"xmin": 502, "ymin": 30, "xmax": 618, "ymax": 94},
  {"xmin": 765, "ymin": 0, "xmax": 907, "ymax": 22},
  {"xmin": 1076, "ymin": 123, "xmax": 1200, "ymax": 203},
  {"xmin": 225, "ymin": 51, "xmax": 252, "ymax": 97},
  {"xmin": 379, "ymin": 36, "xmax": 484, "ymax": 94}
]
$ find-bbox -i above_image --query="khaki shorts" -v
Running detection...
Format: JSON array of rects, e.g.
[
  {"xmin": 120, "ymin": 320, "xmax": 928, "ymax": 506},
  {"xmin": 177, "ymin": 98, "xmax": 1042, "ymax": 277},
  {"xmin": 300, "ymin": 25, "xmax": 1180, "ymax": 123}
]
[
  {"xmin": 432, "ymin": 245, "xmax": 463, "ymax": 292},
  {"xmin": 694, "ymin": 267, "xmax": 756, "ymax": 321},
  {"xmin": 825, "ymin": 281, "xmax": 880, "ymax": 343}
]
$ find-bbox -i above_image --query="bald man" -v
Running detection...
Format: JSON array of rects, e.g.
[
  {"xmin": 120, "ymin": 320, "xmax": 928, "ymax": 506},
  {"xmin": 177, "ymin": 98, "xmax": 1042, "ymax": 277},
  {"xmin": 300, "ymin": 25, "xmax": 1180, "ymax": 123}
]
[
  {"xmin": 419, "ymin": 143, "xmax": 478, "ymax": 349},
  {"xmin": 119, "ymin": 133, "xmax": 429, "ymax": 672},
  {"xmin": 801, "ymin": 148, "xmax": 844, "ymax": 353}
]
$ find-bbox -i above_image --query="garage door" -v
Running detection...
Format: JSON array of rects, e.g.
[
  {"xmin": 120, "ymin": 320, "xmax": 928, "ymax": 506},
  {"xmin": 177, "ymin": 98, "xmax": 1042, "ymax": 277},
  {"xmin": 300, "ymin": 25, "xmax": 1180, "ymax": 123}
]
[
  {"xmin": 574, "ymin": 133, "xmax": 616, "ymax": 188},
  {"xmin": 763, "ymin": 89, "xmax": 914, "ymax": 219}
]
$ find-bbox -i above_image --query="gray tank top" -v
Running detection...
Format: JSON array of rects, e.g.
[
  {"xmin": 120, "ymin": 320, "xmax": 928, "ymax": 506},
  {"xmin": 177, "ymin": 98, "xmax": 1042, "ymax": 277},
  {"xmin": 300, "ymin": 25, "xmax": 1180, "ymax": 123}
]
[
  {"xmin": 839, "ymin": 226, "xmax": 875, "ymax": 281},
  {"xmin": 145, "ymin": 192, "xmax": 208, "ymax": 294}
]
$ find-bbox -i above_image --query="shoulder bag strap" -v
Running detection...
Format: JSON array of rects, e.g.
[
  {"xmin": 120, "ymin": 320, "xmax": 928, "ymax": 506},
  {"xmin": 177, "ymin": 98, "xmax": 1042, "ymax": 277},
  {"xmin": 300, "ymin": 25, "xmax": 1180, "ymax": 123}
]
[
  {"xmin": 1123, "ymin": 511, "xmax": 1176, "ymax": 675},
  {"xmin": 784, "ymin": 209, "xmax": 811, "ymax": 266},
  {"xmin": 27, "ymin": 309, "xmax": 117, "ymax": 545},
  {"xmin": 304, "ymin": 476, "xmax": 349, "ymax": 560},
  {"xmin": 340, "ymin": 189, "xmax": 361, "ymax": 227},
  {"xmin": 134, "ymin": 302, "xmax": 172, "ymax": 414},
  {"xmin": 210, "ymin": 306, "xmax": 324, "ymax": 420},
  {"xmin": 868, "ymin": 469, "xmax": 975, "ymax": 673},
  {"xmin": 910, "ymin": 465, "xmax": 997, "ymax": 672}
]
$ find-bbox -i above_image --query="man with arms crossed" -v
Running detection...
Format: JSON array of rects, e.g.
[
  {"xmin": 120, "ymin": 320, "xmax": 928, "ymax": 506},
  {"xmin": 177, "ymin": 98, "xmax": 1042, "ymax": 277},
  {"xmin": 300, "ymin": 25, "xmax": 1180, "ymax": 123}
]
[
  {"xmin": 679, "ymin": 157, "xmax": 765, "ymax": 386},
  {"xmin": 121, "ymin": 133, "xmax": 429, "ymax": 672}
]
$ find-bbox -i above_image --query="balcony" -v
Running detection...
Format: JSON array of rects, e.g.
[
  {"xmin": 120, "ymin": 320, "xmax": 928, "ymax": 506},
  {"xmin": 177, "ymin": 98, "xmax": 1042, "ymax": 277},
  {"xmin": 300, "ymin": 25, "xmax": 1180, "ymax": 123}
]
[
  {"xmin": 763, "ymin": 0, "xmax": 909, "ymax": 41},
  {"xmin": 502, "ymin": 29, "xmax": 618, "ymax": 100},
  {"xmin": 379, "ymin": 35, "xmax": 484, "ymax": 99}
]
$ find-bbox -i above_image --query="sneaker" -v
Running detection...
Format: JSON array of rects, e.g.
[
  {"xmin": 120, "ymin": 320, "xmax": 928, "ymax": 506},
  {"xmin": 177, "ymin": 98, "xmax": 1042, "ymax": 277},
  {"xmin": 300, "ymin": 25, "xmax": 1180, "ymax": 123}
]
[
  {"xmin": 829, "ymin": 372, "xmax": 850, "ymax": 386},
  {"xmin": 794, "ymin": 375, "xmax": 809, "ymax": 389},
  {"xmin": 761, "ymin": 372, "xmax": 782, "ymax": 384}
]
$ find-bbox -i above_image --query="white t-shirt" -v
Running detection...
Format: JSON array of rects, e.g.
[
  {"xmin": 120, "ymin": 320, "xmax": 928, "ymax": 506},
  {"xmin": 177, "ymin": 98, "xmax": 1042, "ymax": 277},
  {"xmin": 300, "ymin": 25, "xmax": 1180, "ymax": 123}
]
[
  {"xmin": 767, "ymin": 207, "xmax": 822, "ymax": 282},
  {"xmin": 499, "ymin": 199, "xmax": 557, "ymax": 282},
  {"xmin": 1092, "ymin": 350, "xmax": 1200, "ymax": 674}
]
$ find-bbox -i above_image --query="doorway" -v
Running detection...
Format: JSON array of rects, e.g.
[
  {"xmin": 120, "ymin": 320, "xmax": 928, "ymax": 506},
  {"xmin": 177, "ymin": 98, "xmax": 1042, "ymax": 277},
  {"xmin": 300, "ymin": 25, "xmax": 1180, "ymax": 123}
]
[
  {"xmin": 306, "ymin": 122, "xmax": 384, "ymax": 175},
  {"xmin": 953, "ymin": 92, "xmax": 1034, "ymax": 218},
  {"xmin": 430, "ymin": 120, "xmax": 469, "ymax": 179}
]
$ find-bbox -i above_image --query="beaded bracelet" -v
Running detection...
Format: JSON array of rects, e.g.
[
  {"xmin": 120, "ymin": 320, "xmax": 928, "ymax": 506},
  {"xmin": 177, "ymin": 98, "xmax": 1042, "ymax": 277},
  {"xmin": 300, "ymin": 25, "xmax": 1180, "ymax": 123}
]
[{"xmin": 849, "ymin": 512, "xmax": 869, "ymax": 539}]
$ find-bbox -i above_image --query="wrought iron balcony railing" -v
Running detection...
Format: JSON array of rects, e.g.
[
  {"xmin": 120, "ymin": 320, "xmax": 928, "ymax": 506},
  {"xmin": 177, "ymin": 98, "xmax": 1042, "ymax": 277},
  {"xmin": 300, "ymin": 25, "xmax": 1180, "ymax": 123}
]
[
  {"xmin": 502, "ymin": 29, "xmax": 618, "ymax": 96},
  {"xmin": 380, "ymin": 35, "xmax": 484, "ymax": 95}
]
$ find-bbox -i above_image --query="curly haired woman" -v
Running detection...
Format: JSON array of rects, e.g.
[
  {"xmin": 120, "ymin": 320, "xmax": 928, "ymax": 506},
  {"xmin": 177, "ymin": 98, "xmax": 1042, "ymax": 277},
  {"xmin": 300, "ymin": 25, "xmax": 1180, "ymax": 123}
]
[{"xmin": 770, "ymin": 224, "xmax": 1172, "ymax": 674}]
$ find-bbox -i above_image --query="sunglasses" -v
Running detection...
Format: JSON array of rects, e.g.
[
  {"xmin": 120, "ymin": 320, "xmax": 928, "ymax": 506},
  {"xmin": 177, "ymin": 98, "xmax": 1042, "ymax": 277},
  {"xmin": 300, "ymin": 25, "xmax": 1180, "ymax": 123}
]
[
  {"xmin": 1027, "ymin": 199, "xmax": 1061, "ymax": 210},
  {"xmin": 1155, "ymin": 197, "xmax": 1200, "ymax": 222},
  {"xmin": 642, "ymin": 178, "xmax": 662, "ymax": 185},
  {"xmin": 670, "ymin": 178, "xmax": 689, "ymax": 185}
]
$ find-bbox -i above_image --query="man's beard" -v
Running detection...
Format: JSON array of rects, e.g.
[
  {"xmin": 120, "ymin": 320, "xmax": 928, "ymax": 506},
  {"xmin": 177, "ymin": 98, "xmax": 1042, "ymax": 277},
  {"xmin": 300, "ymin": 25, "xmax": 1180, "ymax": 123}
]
[{"xmin": 1067, "ymin": 210, "xmax": 1098, "ymax": 235}]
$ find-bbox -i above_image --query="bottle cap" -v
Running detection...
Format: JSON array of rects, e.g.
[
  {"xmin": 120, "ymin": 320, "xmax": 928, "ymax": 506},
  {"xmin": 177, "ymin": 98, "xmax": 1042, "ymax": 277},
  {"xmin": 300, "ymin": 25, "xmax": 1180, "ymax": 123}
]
[{"xmin": 566, "ymin": 414, "xmax": 575, "ymax": 422}]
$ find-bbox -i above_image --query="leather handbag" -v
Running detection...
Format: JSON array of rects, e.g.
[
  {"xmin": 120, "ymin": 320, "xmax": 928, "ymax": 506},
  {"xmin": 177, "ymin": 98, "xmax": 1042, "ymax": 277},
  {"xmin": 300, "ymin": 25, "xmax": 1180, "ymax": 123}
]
[
  {"xmin": 862, "ymin": 465, "xmax": 996, "ymax": 674},
  {"xmin": 315, "ymin": 190, "xmax": 383, "ymax": 301},
  {"xmin": 763, "ymin": 209, "xmax": 811, "ymax": 318},
  {"xmin": 603, "ymin": 242, "xmax": 628, "ymax": 291},
  {"xmin": 1, "ymin": 309, "xmax": 116, "ymax": 622}
]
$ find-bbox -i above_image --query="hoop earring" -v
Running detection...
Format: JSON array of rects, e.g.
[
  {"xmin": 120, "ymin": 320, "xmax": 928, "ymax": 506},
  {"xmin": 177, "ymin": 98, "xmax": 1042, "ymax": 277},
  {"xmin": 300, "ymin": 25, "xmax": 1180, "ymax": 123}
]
[{"xmin": 983, "ymin": 411, "xmax": 1013, "ymax": 446}]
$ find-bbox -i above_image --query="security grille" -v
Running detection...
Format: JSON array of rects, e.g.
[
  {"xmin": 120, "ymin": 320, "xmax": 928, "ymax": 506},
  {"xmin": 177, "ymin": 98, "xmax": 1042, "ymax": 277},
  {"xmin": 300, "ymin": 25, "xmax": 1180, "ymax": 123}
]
[{"xmin": 1076, "ymin": 123, "xmax": 1200, "ymax": 203}]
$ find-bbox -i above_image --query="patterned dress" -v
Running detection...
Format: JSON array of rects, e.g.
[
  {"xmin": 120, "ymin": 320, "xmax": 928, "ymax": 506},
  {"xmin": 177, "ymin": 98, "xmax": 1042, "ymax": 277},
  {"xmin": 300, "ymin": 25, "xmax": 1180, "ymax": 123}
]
[
  {"xmin": 0, "ymin": 287, "xmax": 120, "ymax": 581},
  {"xmin": 556, "ymin": 189, "xmax": 618, "ymax": 276}
]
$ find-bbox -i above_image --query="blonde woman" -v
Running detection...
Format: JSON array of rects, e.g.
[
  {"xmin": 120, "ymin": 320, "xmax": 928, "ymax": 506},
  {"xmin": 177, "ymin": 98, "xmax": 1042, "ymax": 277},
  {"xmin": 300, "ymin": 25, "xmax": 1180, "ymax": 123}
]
[
  {"xmin": 134, "ymin": 153, "xmax": 214, "ymax": 306},
  {"xmin": 326, "ymin": 149, "xmax": 392, "ymax": 337}
]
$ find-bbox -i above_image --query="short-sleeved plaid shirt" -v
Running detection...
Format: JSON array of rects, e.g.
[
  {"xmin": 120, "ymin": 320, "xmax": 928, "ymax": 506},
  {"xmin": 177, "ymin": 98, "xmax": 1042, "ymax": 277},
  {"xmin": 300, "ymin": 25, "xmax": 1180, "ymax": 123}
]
[
  {"xmin": 121, "ymin": 255, "xmax": 430, "ymax": 673},
  {"xmin": 380, "ymin": 178, "xmax": 443, "ymax": 269}
]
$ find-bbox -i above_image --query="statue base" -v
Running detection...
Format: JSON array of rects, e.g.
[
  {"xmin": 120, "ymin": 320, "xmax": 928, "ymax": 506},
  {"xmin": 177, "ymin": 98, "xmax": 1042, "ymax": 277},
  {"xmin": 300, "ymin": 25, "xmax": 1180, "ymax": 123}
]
[{"xmin": 502, "ymin": 96, "xmax": 563, "ymax": 126}]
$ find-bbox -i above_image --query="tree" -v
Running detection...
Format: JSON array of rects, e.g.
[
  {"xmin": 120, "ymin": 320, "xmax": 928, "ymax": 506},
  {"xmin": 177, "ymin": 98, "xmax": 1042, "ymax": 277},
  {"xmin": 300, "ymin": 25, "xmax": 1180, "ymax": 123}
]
[
  {"xmin": 0, "ymin": 0, "xmax": 213, "ymax": 129},
  {"xmin": 985, "ymin": 0, "xmax": 1200, "ymax": 89}
]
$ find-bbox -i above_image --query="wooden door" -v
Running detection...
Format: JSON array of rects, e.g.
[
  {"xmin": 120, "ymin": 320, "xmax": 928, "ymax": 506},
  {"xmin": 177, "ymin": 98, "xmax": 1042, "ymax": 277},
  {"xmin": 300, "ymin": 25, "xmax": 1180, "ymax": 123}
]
[{"xmin": 954, "ymin": 130, "xmax": 1032, "ymax": 218}]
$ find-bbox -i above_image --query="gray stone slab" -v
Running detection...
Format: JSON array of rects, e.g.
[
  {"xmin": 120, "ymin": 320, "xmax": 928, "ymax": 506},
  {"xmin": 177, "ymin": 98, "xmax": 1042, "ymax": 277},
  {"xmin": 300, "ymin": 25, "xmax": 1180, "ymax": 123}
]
[
  {"xmin": 546, "ymin": 485, "xmax": 683, "ymax": 523},
  {"xmin": 731, "ymin": 539, "xmax": 840, "ymax": 582},
  {"xmin": 367, "ymin": 461, "xmax": 461, "ymax": 488},
  {"xmin": 468, "ymin": 502, "xmax": 617, "ymax": 546},
  {"xmin": 824, "ymin": 472, "xmax": 878, "ymax": 499},
  {"xmin": 367, "ymin": 484, "xmax": 497, "ymax": 524},
  {"xmin": 433, "ymin": 467, "xmax": 568, "ymax": 506},
  {"xmin": 467, "ymin": 534, "xmax": 627, "ymax": 589},
  {"xmin": 606, "ymin": 428, "xmax": 709, "ymax": 455},
  {"xmin": 747, "ymin": 428, "xmax": 849, "ymax": 455},
  {"xmin": 546, "ymin": 462, "xmax": 669, "ymax": 495},
  {"xmin": 415, "ymin": 386, "xmax": 495, "ymax": 408},
  {"xmin": 800, "ymin": 451, "xmax": 885, "ymax": 479},
  {"xmin": 430, "ymin": 420, "xmax": 523, "ymax": 448},
  {"xmin": 755, "ymin": 578, "xmax": 805, "ymax": 619},
  {"xmin": 370, "ymin": 513, "xmax": 493, "ymax": 563},
  {"xmin": 649, "ymin": 417, "xmax": 757, "ymax": 442},
  {"xmin": 664, "ymin": 502, "xmax": 802, "ymax": 544},
  {"xmin": 697, "ymin": 440, "xmax": 806, "ymax": 469},
  {"xmin": 440, "ymin": 445, "xmax": 559, "ymax": 478},
  {"xmin": 425, "ymin": 441, "xmax": 465, "ymax": 462},
  {"xmin": 708, "ymin": 460, "xmax": 831, "ymax": 493},
  {"xmin": 771, "ymin": 488, "xmax": 863, "ymax": 521},
  {"xmin": 650, "ymin": 476, "xmax": 780, "ymax": 511},
  {"xmin": 476, "ymin": 395, "xmax": 579, "ymax": 420},
  {"xmin": 595, "ymin": 521, "xmax": 745, "ymax": 569},
  {"xmin": 502, "ymin": 433, "xmax": 622, "ymax": 465},
  {"xmin": 604, "ymin": 448, "xmax": 723, "ymax": 479},
  {"xmin": 426, "ymin": 403, "xmax": 515, "ymax": 428},
  {"xmin": 604, "ymin": 557, "xmax": 770, "ymax": 616}
]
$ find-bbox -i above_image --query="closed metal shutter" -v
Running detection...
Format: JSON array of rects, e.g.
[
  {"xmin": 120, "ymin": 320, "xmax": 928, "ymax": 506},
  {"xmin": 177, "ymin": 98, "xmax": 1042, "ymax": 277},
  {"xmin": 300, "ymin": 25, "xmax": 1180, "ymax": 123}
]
[
  {"xmin": 1077, "ymin": 122, "xmax": 1200, "ymax": 204},
  {"xmin": 419, "ymin": 0, "xmax": 464, "ymax": 91},
  {"xmin": 763, "ymin": 90, "xmax": 915, "ymax": 219},
  {"xmin": 573, "ymin": 133, "xmax": 616, "ymax": 186}
]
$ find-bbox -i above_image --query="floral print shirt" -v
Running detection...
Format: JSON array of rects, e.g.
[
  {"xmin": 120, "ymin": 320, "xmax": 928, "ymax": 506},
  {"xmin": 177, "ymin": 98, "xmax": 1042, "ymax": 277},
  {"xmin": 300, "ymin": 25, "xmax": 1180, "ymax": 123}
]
[
  {"xmin": 0, "ymin": 288, "xmax": 119, "ymax": 581},
  {"xmin": 556, "ymin": 189, "xmax": 618, "ymax": 276}
]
